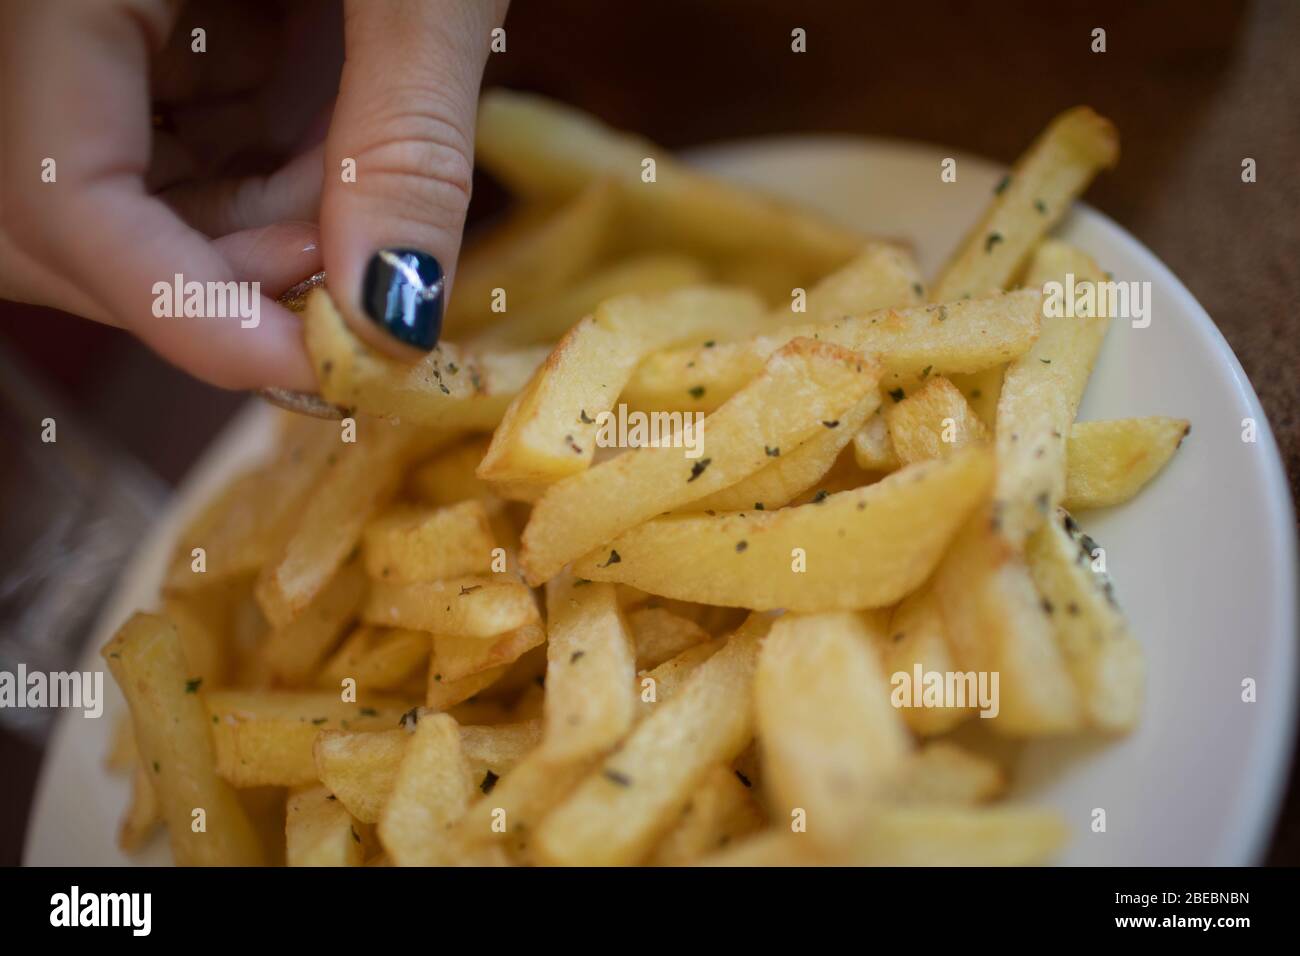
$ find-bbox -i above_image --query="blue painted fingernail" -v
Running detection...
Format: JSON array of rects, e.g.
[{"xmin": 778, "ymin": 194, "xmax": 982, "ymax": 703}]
[{"xmin": 360, "ymin": 248, "xmax": 444, "ymax": 350}]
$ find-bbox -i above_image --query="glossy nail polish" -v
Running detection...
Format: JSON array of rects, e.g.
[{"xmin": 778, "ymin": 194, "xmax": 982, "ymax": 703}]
[{"xmin": 360, "ymin": 248, "xmax": 444, "ymax": 349}]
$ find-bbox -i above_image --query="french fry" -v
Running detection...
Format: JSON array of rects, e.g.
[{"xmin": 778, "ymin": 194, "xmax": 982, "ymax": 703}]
[
  {"xmin": 164, "ymin": 471, "xmax": 268, "ymax": 589},
  {"xmin": 478, "ymin": 287, "xmax": 766, "ymax": 485},
  {"xmin": 477, "ymin": 479, "xmax": 543, "ymax": 506},
  {"xmin": 698, "ymin": 806, "xmax": 1065, "ymax": 866},
  {"xmin": 845, "ymin": 806, "xmax": 1068, "ymax": 866},
  {"xmin": 313, "ymin": 728, "xmax": 407, "ymax": 824},
  {"xmin": 623, "ymin": 290, "xmax": 1041, "ymax": 414},
  {"xmin": 937, "ymin": 715, "xmax": 1027, "ymax": 775},
  {"xmin": 304, "ymin": 287, "xmax": 550, "ymax": 428},
  {"xmin": 105, "ymin": 715, "xmax": 137, "ymax": 773},
  {"xmin": 694, "ymin": 829, "xmax": 823, "ymax": 866},
  {"xmin": 541, "ymin": 576, "xmax": 638, "ymax": 761},
  {"xmin": 1026, "ymin": 510, "xmax": 1144, "ymax": 732},
  {"xmin": 785, "ymin": 242, "xmax": 925, "ymax": 324},
  {"xmin": 522, "ymin": 337, "xmax": 881, "ymax": 584},
  {"xmin": 378, "ymin": 713, "xmax": 474, "ymax": 866},
  {"xmin": 679, "ymin": 392, "xmax": 879, "ymax": 512},
  {"xmin": 162, "ymin": 591, "xmax": 229, "ymax": 688},
  {"xmin": 476, "ymin": 89, "xmax": 866, "ymax": 274},
  {"xmin": 405, "ymin": 450, "xmax": 525, "ymax": 559},
  {"xmin": 362, "ymin": 575, "xmax": 538, "ymax": 638},
  {"xmin": 286, "ymin": 785, "xmax": 366, "ymax": 867},
  {"xmin": 451, "ymin": 749, "xmax": 597, "ymax": 861},
  {"xmin": 229, "ymin": 579, "xmax": 273, "ymax": 689},
  {"xmin": 433, "ymin": 622, "xmax": 545, "ymax": 682},
  {"xmin": 622, "ymin": 243, "xmax": 919, "ymax": 425},
  {"xmin": 712, "ymin": 240, "xmax": 924, "ymax": 326},
  {"xmin": 163, "ymin": 417, "xmax": 338, "ymax": 591},
  {"xmin": 118, "ymin": 764, "xmax": 163, "ymax": 853},
  {"xmin": 732, "ymin": 736, "xmax": 766, "ymax": 798},
  {"xmin": 635, "ymin": 638, "xmax": 725, "ymax": 719},
  {"xmin": 575, "ymin": 447, "xmax": 992, "ymax": 612},
  {"xmin": 531, "ymin": 617, "xmax": 769, "ymax": 867},
  {"xmin": 1064, "ymin": 417, "xmax": 1189, "ymax": 510},
  {"xmin": 444, "ymin": 179, "xmax": 617, "ymax": 337},
  {"xmin": 446, "ymin": 617, "xmax": 645, "ymax": 858},
  {"xmin": 206, "ymin": 691, "xmax": 408, "ymax": 787},
  {"xmin": 628, "ymin": 606, "xmax": 710, "ymax": 670},
  {"xmin": 408, "ymin": 436, "xmax": 494, "ymax": 505},
  {"xmin": 459, "ymin": 720, "xmax": 544, "ymax": 784},
  {"xmin": 889, "ymin": 742, "xmax": 1006, "ymax": 805},
  {"xmin": 930, "ymin": 513, "xmax": 1082, "ymax": 735},
  {"xmin": 235, "ymin": 787, "xmax": 288, "ymax": 866},
  {"xmin": 313, "ymin": 721, "xmax": 541, "ymax": 824},
  {"xmin": 264, "ymin": 560, "xmax": 367, "ymax": 686},
  {"xmin": 471, "ymin": 254, "xmax": 710, "ymax": 348},
  {"xmin": 885, "ymin": 376, "xmax": 990, "ymax": 465},
  {"xmin": 719, "ymin": 253, "xmax": 824, "ymax": 307},
  {"xmin": 851, "ymin": 410, "xmax": 900, "ymax": 472},
  {"xmin": 756, "ymin": 612, "xmax": 909, "ymax": 848},
  {"xmin": 647, "ymin": 764, "xmax": 765, "ymax": 865},
  {"xmin": 102, "ymin": 613, "xmax": 266, "ymax": 865},
  {"xmin": 993, "ymin": 241, "xmax": 1112, "ymax": 544},
  {"xmin": 255, "ymin": 419, "xmax": 432, "ymax": 629},
  {"xmin": 427, "ymin": 661, "xmax": 509, "ymax": 711},
  {"xmin": 931, "ymin": 106, "xmax": 1118, "ymax": 301},
  {"xmin": 318, "ymin": 626, "xmax": 431, "ymax": 692},
  {"xmin": 362, "ymin": 500, "xmax": 497, "ymax": 583},
  {"xmin": 879, "ymin": 587, "xmax": 974, "ymax": 735}
]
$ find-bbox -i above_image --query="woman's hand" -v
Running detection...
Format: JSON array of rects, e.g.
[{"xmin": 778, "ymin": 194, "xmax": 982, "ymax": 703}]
[{"xmin": 0, "ymin": 0, "xmax": 508, "ymax": 390}]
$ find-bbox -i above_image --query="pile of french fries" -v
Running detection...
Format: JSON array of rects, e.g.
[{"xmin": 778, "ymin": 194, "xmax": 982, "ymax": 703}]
[{"xmin": 102, "ymin": 91, "xmax": 1189, "ymax": 866}]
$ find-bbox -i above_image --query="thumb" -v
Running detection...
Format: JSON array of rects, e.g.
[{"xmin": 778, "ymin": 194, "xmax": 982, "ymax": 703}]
[{"xmin": 321, "ymin": 0, "xmax": 507, "ymax": 357}]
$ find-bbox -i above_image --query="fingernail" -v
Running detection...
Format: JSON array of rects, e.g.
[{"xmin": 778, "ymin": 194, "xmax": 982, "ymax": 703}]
[{"xmin": 360, "ymin": 248, "xmax": 444, "ymax": 350}]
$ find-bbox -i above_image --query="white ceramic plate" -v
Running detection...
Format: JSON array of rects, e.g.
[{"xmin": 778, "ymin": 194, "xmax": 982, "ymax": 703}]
[{"xmin": 25, "ymin": 136, "xmax": 1297, "ymax": 866}]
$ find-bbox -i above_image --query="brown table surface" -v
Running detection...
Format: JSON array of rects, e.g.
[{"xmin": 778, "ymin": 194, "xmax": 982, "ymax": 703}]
[{"xmin": 2, "ymin": 0, "xmax": 1297, "ymax": 865}]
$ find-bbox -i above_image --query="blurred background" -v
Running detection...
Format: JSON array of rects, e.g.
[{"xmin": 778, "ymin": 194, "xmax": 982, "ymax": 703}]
[{"xmin": 2, "ymin": 0, "xmax": 1297, "ymax": 864}]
